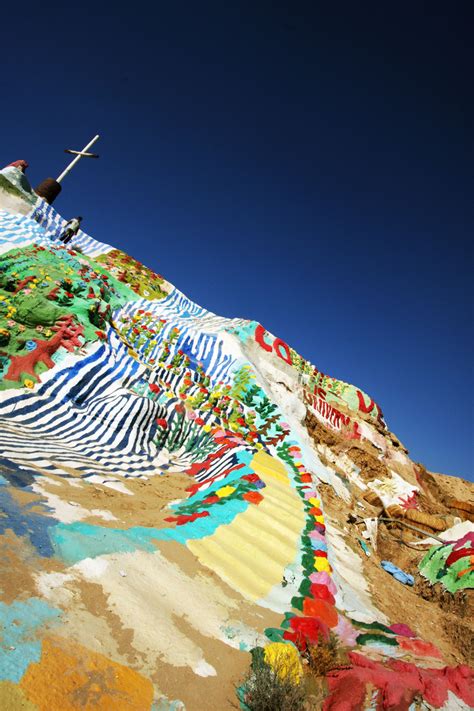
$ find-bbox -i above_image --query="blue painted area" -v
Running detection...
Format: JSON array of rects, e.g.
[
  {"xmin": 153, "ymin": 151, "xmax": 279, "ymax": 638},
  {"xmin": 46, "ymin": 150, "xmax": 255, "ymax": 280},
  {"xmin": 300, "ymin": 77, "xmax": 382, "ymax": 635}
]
[
  {"xmin": 0, "ymin": 475, "xmax": 56, "ymax": 557},
  {"xmin": 0, "ymin": 597, "xmax": 61, "ymax": 682},
  {"xmin": 50, "ymin": 495, "xmax": 248, "ymax": 564}
]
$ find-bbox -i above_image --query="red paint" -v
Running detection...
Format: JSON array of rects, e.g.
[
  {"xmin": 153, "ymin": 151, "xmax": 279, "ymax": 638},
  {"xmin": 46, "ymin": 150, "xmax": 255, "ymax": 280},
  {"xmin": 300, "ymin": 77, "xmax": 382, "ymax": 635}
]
[
  {"xmin": 13, "ymin": 275, "xmax": 36, "ymax": 293},
  {"xmin": 242, "ymin": 474, "xmax": 260, "ymax": 483},
  {"xmin": 255, "ymin": 324, "xmax": 293, "ymax": 365},
  {"xmin": 273, "ymin": 338, "xmax": 292, "ymax": 365},
  {"xmin": 309, "ymin": 507, "xmax": 323, "ymax": 516},
  {"xmin": 398, "ymin": 637, "xmax": 442, "ymax": 659},
  {"xmin": 313, "ymin": 550, "xmax": 328, "ymax": 558},
  {"xmin": 356, "ymin": 389, "xmax": 384, "ymax": 423},
  {"xmin": 310, "ymin": 583, "xmax": 335, "ymax": 605},
  {"xmin": 302, "ymin": 598, "xmax": 338, "ymax": 628},
  {"xmin": 400, "ymin": 492, "xmax": 418, "ymax": 510},
  {"xmin": 164, "ymin": 511, "xmax": 210, "ymax": 526},
  {"xmin": 243, "ymin": 491, "xmax": 264, "ymax": 505},
  {"xmin": 283, "ymin": 616, "xmax": 330, "ymax": 651},
  {"xmin": 446, "ymin": 547, "xmax": 474, "ymax": 567},
  {"xmin": 255, "ymin": 324, "xmax": 273, "ymax": 352},
  {"xmin": 202, "ymin": 495, "xmax": 220, "ymax": 505},
  {"xmin": 323, "ymin": 652, "xmax": 474, "ymax": 711},
  {"xmin": 5, "ymin": 315, "xmax": 84, "ymax": 382}
]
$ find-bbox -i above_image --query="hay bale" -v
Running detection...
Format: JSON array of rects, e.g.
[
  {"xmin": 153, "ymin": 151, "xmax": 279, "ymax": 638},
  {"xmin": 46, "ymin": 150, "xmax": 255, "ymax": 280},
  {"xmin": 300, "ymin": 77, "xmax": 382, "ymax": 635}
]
[{"xmin": 405, "ymin": 509, "xmax": 447, "ymax": 531}]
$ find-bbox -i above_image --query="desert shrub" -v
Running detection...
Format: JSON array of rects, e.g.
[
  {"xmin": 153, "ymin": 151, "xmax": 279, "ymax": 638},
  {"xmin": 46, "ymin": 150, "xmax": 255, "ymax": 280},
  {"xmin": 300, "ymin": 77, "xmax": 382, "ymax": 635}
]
[
  {"xmin": 238, "ymin": 651, "xmax": 306, "ymax": 711},
  {"xmin": 305, "ymin": 631, "xmax": 346, "ymax": 677}
]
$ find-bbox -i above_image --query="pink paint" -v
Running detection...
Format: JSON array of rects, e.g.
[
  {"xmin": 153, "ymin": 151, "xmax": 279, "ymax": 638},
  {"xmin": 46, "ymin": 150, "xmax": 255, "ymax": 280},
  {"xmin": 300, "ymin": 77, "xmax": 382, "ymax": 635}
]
[
  {"xmin": 389, "ymin": 623, "xmax": 416, "ymax": 638},
  {"xmin": 334, "ymin": 615, "xmax": 359, "ymax": 646},
  {"xmin": 309, "ymin": 530, "xmax": 326, "ymax": 542},
  {"xmin": 452, "ymin": 532, "xmax": 474, "ymax": 549}
]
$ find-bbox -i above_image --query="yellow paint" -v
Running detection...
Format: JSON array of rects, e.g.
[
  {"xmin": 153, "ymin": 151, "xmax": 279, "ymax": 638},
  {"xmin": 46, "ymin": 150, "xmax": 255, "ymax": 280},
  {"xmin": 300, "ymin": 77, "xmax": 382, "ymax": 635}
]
[
  {"xmin": 215, "ymin": 485, "xmax": 236, "ymax": 498},
  {"xmin": 264, "ymin": 642, "xmax": 302, "ymax": 683},
  {"xmin": 314, "ymin": 557, "xmax": 331, "ymax": 573},
  {"xmin": 314, "ymin": 515, "xmax": 325, "ymax": 524},
  {"xmin": 308, "ymin": 497, "xmax": 321, "ymax": 507},
  {"xmin": 188, "ymin": 451, "xmax": 305, "ymax": 601},
  {"xmin": 20, "ymin": 636, "xmax": 153, "ymax": 711}
]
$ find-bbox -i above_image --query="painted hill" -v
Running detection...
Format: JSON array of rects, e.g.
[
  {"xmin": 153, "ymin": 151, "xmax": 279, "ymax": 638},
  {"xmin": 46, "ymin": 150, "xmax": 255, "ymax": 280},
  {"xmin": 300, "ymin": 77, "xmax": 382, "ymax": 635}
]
[{"xmin": 0, "ymin": 168, "xmax": 472, "ymax": 711}]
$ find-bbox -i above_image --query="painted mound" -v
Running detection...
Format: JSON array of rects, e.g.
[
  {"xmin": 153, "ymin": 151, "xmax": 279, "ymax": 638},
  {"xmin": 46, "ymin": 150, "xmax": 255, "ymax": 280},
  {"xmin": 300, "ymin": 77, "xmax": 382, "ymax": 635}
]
[{"xmin": 0, "ymin": 176, "xmax": 472, "ymax": 711}]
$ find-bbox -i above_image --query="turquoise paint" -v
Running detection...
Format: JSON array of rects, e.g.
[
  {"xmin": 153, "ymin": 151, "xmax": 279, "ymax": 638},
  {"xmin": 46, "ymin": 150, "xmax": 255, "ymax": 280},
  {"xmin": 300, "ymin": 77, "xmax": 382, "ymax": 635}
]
[
  {"xmin": 50, "ymin": 496, "xmax": 248, "ymax": 565},
  {"xmin": 0, "ymin": 597, "xmax": 61, "ymax": 683},
  {"xmin": 229, "ymin": 320, "xmax": 257, "ymax": 344},
  {"xmin": 50, "ymin": 449, "xmax": 262, "ymax": 564},
  {"xmin": 152, "ymin": 700, "xmax": 185, "ymax": 711}
]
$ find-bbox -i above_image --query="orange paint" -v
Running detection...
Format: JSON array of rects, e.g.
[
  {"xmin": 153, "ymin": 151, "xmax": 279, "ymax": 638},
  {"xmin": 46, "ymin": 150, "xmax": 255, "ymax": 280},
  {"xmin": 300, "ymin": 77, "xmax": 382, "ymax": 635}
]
[
  {"xmin": 20, "ymin": 636, "xmax": 154, "ymax": 711},
  {"xmin": 243, "ymin": 491, "xmax": 264, "ymax": 505},
  {"xmin": 302, "ymin": 598, "xmax": 338, "ymax": 628}
]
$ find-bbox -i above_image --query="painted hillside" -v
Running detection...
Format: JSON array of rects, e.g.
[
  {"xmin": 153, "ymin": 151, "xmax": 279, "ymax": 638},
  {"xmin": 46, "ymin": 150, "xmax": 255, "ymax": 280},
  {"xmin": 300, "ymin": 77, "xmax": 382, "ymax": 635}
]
[{"xmin": 0, "ymin": 167, "xmax": 472, "ymax": 711}]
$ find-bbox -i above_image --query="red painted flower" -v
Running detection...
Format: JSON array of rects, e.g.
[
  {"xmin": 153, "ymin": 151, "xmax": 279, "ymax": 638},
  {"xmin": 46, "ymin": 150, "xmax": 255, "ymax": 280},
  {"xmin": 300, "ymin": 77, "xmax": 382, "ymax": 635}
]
[{"xmin": 155, "ymin": 418, "xmax": 167, "ymax": 428}]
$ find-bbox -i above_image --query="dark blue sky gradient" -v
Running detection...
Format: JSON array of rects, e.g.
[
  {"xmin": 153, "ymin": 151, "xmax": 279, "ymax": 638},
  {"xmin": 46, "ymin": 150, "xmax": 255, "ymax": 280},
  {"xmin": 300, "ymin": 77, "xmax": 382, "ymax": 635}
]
[{"xmin": 2, "ymin": 3, "xmax": 472, "ymax": 479}]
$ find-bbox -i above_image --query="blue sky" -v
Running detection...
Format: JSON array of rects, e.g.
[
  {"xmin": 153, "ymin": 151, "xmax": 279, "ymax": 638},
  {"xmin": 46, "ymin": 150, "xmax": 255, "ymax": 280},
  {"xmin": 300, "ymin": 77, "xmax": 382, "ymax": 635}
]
[{"xmin": 2, "ymin": 3, "xmax": 472, "ymax": 479}]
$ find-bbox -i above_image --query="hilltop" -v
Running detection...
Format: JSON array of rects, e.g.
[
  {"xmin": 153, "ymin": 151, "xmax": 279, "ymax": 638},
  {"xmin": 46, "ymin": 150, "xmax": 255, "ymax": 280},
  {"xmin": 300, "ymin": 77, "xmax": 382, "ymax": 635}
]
[{"xmin": 0, "ymin": 167, "xmax": 472, "ymax": 711}]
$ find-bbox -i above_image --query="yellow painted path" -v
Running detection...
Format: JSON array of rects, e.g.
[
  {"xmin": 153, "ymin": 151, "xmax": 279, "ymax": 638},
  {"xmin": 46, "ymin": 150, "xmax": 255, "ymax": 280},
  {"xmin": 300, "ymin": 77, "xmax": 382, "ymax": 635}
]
[{"xmin": 188, "ymin": 451, "xmax": 305, "ymax": 601}]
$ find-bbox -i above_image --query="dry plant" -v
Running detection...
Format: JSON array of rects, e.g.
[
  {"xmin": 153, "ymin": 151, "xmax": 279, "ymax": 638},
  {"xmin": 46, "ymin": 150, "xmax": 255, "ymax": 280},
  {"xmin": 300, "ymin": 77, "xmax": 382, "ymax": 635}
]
[
  {"xmin": 238, "ymin": 653, "xmax": 306, "ymax": 711},
  {"xmin": 304, "ymin": 632, "xmax": 347, "ymax": 678}
]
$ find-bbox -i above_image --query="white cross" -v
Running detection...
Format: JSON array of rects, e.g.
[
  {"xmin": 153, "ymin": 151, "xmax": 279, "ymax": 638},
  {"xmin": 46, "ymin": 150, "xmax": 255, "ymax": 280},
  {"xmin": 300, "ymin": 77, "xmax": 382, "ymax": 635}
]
[{"xmin": 56, "ymin": 135, "xmax": 100, "ymax": 183}]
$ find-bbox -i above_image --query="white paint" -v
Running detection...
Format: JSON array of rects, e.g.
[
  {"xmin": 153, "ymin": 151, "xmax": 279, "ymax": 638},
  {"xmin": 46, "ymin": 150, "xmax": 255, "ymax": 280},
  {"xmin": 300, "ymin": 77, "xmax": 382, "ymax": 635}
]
[
  {"xmin": 325, "ymin": 520, "xmax": 388, "ymax": 624},
  {"xmin": 74, "ymin": 557, "xmax": 110, "ymax": 578},
  {"xmin": 412, "ymin": 520, "xmax": 473, "ymax": 546},
  {"xmin": 35, "ymin": 571, "xmax": 74, "ymax": 605}
]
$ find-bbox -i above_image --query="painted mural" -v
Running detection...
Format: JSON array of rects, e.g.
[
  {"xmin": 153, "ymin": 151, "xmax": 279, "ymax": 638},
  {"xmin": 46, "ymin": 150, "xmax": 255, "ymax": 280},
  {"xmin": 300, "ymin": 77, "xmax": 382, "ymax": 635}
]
[{"xmin": 0, "ymin": 181, "xmax": 472, "ymax": 711}]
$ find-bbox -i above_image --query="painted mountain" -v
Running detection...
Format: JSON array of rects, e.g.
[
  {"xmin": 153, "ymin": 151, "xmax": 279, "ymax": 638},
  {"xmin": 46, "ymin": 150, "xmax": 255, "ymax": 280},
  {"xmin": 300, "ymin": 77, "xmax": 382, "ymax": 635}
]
[{"xmin": 0, "ymin": 167, "xmax": 472, "ymax": 711}]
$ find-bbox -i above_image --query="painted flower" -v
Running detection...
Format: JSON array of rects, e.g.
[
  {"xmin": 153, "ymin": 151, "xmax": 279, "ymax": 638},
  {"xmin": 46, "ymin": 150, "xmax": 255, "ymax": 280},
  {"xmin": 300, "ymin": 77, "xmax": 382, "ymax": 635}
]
[
  {"xmin": 7, "ymin": 320, "xmax": 15, "ymax": 328},
  {"xmin": 23, "ymin": 379, "xmax": 35, "ymax": 389},
  {"xmin": 155, "ymin": 418, "xmax": 168, "ymax": 428},
  {"xmin": 35, "ymin": 325, "xmax": 44, "ymax": 333},
  {"xmin": 18, "ymin": 324, "xmax": 26, "ymax": 332},
  {"xmin": 25, "ymin": 340, "xmax": 37, "ymax": 351}
]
